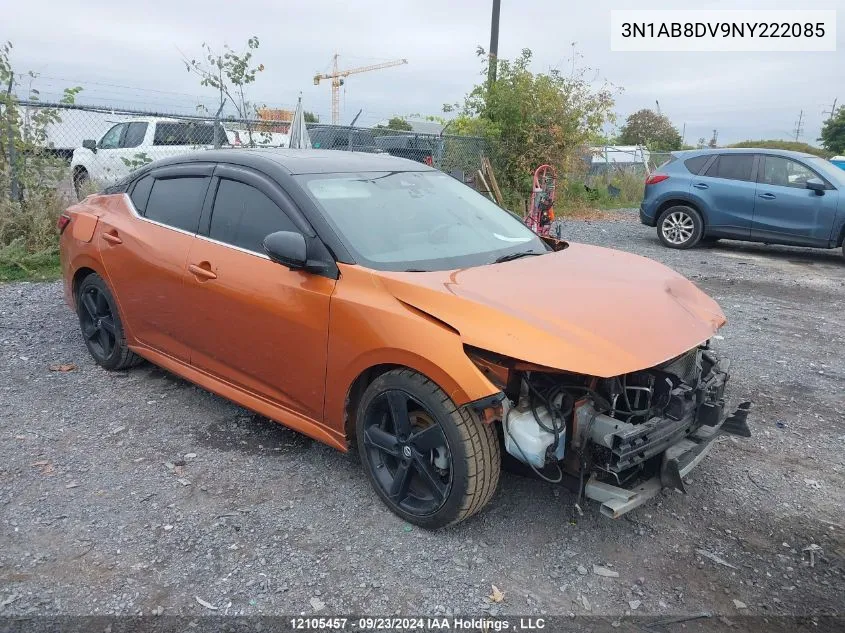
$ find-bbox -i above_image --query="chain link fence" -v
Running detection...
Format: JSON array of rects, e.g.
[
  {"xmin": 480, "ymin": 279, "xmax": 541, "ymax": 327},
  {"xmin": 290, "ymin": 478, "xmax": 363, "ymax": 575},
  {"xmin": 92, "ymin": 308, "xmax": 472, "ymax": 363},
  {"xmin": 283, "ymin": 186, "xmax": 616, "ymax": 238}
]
[{"xmin": 8, "ymin": 100, "xmax": 486, "ymax": 199}]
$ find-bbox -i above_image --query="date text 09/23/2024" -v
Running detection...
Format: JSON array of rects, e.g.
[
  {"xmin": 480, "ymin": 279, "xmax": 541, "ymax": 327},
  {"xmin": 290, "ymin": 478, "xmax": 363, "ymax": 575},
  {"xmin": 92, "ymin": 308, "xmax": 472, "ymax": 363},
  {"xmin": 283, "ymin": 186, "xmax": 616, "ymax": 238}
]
[{"xmin": 290, "ymin": 617, "xmax": 548, "ymax": 631}]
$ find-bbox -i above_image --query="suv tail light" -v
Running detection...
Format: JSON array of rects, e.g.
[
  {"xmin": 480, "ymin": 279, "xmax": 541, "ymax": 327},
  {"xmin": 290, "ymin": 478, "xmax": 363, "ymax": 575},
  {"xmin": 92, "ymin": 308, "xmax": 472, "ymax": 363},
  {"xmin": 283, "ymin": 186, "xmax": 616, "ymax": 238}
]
[
  {"xmin": 57, "ymin": 213, "xmax": 72, "ymax": 234},
  {"xmin": 645, "ymin": 173, "xmax": 669, "ymax": 185}
]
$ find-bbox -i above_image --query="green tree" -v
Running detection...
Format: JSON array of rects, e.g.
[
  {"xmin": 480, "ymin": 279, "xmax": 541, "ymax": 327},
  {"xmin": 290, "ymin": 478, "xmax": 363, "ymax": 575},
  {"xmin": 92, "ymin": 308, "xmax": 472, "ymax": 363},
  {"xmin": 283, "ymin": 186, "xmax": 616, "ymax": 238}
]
[
  {"xmin": 304, "ymin": 111, "xmax": 318, "ymax": 123},
  {"xmin": 617, "ymin": 109, "xmax": 682, "ymax": 151},
  {"xmin": 447, "ymin": 47, "xmax": 616, "ymax": 208},
  {"xmin": 184, "ymin": 36, "xmax": 265, "ymax": 144},
  {"xmin": 819, "ymin": 107, "xmax": 845, "ymax": 154},
  {"xmin": 385, "ymin": 116, "xmax": 412, "ymax": 131}
]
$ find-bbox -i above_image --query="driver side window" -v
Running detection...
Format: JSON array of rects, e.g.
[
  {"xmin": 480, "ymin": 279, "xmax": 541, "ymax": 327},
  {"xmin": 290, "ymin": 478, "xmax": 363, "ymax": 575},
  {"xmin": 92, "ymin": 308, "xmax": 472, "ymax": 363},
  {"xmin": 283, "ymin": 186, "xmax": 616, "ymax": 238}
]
[{"xmin": 99, "ymin": 124, "xmax": 127, "ymax": 149}]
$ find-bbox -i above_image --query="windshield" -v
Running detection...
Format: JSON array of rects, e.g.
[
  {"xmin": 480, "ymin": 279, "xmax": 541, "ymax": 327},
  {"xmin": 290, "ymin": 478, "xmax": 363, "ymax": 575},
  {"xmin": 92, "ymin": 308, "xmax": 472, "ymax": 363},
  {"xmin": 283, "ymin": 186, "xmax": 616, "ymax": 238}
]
[{"xmin": 296, "ymin": 171, "xmax": 550, "ymax": 271}]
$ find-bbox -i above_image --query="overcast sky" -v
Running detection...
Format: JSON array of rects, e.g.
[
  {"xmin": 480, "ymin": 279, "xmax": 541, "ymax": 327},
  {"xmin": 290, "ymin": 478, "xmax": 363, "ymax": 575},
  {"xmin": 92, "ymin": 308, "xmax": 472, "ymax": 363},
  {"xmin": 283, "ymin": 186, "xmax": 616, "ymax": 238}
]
[{"xmin": 5, "ymin": 0, "xmax": 843, "ymax": 145}]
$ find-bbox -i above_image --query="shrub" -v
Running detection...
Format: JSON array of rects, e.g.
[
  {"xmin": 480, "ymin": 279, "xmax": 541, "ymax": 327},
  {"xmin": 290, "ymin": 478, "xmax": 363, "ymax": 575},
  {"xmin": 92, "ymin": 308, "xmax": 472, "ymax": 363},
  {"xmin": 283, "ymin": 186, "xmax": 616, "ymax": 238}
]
[{"xmin": 0, "ymin": 41, "xmax": 80, "ymax": 280}]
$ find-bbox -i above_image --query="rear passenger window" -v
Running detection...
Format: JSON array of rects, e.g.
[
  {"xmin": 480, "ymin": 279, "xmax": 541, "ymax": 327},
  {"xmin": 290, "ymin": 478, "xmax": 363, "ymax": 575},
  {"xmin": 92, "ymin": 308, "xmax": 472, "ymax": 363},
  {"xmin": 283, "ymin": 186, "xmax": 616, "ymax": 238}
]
[
  {"xmin": 153, "ymin": 122, "xmax": 218, "ymax": 146},
  {"xmin": 130, "ymin": 175, "xmax": 153, "ymax": 214},
  {"xmin": 209, "ymin": 179, "xmax": 298, "ymax": 253},
  {"xmin": 144, "ymin": 177, "xmax": 209, "ymax": 232},
  {"xmin": 705, "ymin": 155, "xmax": 754, "ymax": 182},
  {"xmin": 684, "ymin": 155, "xmax": 710, "ymax": 174}
]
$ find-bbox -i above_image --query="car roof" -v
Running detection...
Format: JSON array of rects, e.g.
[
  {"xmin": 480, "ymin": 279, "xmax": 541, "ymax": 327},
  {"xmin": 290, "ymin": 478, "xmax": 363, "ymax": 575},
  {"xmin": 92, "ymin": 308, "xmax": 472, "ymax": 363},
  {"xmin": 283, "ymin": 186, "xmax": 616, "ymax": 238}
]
[
  {"xmin": 148, "ymin": 148, "xmax": 432, "ymax": 175},
  {"xmin": 674, "ymin": 147, "xmax": 817, "ymax": 160}
]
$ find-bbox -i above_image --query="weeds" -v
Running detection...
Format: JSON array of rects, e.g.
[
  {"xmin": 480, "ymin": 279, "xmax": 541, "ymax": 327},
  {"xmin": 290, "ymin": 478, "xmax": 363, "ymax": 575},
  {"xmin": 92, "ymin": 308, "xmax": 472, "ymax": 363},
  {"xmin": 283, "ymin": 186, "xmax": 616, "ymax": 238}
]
[
  {"xmin": 0, "ymin": 188, "xmax": 65, "ymax": 280},
  {"xmin": 554, "ymin": 170, "xmax": 644, "ymax": 215},
  {"xmin": 0, "ymin": 41, "xmax": 79, "ymax": 282}
]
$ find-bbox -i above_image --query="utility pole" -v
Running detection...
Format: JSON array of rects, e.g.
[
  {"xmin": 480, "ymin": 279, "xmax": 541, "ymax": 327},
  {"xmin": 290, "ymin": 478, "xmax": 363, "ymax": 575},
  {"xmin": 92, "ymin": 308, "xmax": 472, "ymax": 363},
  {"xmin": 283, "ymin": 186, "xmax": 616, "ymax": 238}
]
[
  {"xmin": 823, "ymin": 98, "xmax": 838, "ymax": 120},
  {"xmin": 487, "ymin": 0, "xmax": 501, "ymax": 90},
  {"xmin": 793, "ymin": 109, "xmax": 804, "ymax": 141},
  {"xmin": 5, "ymin": 73, "xmax": 19, "ymax": 203}
]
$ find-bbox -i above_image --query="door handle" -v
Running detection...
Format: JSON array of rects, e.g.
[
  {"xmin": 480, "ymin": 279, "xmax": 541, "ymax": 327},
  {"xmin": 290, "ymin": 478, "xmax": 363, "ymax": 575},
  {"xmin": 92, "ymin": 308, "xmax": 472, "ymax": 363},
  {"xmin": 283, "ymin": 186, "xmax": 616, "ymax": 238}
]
[
  {"xmin": 758, "ymin": 193, "xmax": 776, "ymax": 200},
  {"xmin": 188, "ymin": 262, "xmax": 217, "ymax": 281},
  {"xmin": 692, "ymin": 183, "xmax": 709, "ymax": 189},
  {"xmin": 102, "ymin": 231, "xmax": 122, "ymax": 245}
]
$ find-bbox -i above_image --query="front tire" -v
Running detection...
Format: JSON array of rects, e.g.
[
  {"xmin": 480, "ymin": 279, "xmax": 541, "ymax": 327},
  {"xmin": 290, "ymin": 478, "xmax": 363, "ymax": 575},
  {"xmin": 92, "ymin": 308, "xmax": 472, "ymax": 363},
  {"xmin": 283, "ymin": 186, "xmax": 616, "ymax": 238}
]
[
  {"xmin": 73, "ymin": 168, "xmax": 90, "ymax": 201},
  {"xmin": 77, "ymin": 274, "xmax": 142, "ymax": 370},
  {"xmin": 356, "ymin": 369, "xmax": 500, "ymax": 529},
  {"xmin": 657, "ymin": 205, "xmax": 703, "ymax": 249}
]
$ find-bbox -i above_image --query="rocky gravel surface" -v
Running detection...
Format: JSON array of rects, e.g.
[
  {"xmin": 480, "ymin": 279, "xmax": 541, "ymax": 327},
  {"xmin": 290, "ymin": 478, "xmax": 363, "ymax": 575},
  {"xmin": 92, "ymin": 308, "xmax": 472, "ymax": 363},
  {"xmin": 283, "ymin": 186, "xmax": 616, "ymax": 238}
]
[{"xmin": 1, "ymin": 210, "xmax": 843, "ymax": 621}]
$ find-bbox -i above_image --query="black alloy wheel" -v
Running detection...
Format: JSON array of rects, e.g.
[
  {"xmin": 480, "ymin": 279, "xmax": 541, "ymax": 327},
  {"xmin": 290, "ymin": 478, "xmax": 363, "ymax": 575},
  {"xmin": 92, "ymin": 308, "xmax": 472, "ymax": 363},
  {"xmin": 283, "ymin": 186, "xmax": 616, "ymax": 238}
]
[
  {"xmin": 361, "ymin": 389, "xmax": 453, "ymax": 517},
  {"xmin": 79, "ymin": 284, "xmax": 117, "ymax": 360},
  {"xmin": 76, "ymin": 274, "xmax": 142, "ymax": 370},
  {"xmin": 356, "ymin": 368, "xmax": 501, "ymax": 529}
]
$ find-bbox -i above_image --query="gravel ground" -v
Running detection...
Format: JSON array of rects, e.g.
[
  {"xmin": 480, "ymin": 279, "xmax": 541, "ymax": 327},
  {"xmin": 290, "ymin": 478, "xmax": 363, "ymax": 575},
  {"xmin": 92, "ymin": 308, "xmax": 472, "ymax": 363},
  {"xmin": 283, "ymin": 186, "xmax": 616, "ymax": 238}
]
[{"xmin": 1, "ymin": 210, "xmax": 843, "ymax": 620}]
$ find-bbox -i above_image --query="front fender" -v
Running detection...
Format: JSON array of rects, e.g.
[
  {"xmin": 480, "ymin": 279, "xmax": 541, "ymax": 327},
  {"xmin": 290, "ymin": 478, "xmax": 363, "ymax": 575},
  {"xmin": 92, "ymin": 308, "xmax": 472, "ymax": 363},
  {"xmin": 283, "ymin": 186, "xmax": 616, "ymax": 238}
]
[{"xmin": 323, "ymin": 265, "xmax": 499, "ymax": 436}]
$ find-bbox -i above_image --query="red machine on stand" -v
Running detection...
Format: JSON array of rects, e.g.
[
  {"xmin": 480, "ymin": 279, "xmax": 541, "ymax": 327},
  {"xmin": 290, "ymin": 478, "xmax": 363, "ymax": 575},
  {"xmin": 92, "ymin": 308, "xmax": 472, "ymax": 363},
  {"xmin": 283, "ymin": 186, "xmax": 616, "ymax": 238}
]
[{"xmin": 524, "ymin": 164, "xmax": 558, "ymax": 237}]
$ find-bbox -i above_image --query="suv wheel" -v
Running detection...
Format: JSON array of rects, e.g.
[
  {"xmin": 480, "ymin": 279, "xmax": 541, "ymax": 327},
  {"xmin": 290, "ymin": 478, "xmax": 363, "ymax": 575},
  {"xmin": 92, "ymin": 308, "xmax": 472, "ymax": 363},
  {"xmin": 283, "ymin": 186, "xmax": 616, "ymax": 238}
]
[
  {"xmin": 657, "ymin": 205, "xmax": 703, "ymax": 249},
  {"xmin": 356, "ymin": 369, "xmax": 500, "ymax": 529}
]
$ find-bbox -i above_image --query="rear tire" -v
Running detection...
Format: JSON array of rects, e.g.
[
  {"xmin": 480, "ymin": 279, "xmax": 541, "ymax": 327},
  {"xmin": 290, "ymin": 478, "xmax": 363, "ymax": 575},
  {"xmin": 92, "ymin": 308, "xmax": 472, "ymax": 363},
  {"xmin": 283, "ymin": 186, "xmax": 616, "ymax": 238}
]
[
  {"xmin": 356, "ymin": 368, "xmax": 500, "ymax": 529},
  {"xmin": 77, "ymin": 274, "xmax": 143, "ymax": 371},
  {"xmin": 657, "ymin": 205, "xmax": 703, "ymax": 249}
]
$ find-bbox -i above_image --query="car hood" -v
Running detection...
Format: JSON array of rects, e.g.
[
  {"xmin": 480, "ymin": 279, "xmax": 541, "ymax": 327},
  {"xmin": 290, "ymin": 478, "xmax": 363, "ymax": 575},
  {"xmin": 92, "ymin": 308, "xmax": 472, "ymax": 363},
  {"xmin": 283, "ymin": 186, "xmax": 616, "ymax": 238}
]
[{"xmin": 373, "ymin": 242, "xmax": 726, "ymax": 378}]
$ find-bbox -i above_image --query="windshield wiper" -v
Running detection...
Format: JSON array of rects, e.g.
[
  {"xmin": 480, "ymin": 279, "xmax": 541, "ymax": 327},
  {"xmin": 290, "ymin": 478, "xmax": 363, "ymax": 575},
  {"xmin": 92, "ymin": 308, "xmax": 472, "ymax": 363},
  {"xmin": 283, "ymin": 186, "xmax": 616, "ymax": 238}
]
[{"xmin": 494, "ymin": 251, "xmax": 543, "ymax": 264}]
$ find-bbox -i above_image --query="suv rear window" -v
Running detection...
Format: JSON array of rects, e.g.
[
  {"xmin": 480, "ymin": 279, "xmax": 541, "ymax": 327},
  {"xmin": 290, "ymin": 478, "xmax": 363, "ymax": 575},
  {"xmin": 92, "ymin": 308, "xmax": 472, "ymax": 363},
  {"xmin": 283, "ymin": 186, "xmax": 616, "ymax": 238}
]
[
  {"xmin": 684, "ymin": 155, "xmax": 710, "ymax": 174},
  {"xmin": 153, "ymin": 122, "xmax": 220, "ymax": 146},
  {"xmin": 705, "ymin": 154, "xmax": 755, "ymax": 182}
]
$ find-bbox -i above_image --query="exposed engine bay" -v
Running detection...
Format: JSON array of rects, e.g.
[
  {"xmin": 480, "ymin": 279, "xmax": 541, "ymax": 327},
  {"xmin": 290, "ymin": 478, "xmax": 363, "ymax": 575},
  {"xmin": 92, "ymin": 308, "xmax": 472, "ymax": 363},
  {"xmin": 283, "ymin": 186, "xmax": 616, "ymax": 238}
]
[{"xmin": 468, "ymin": 342, "xmax": 752, "ymax": 518}]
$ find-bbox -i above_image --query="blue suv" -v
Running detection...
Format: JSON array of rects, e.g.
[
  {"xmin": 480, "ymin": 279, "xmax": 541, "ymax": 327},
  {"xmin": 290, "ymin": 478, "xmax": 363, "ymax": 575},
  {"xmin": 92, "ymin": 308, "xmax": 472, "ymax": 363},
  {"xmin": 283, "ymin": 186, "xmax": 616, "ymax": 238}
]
[{"xmin": 639, "ymin": 148, "xmax": 845, "ymax": 259}]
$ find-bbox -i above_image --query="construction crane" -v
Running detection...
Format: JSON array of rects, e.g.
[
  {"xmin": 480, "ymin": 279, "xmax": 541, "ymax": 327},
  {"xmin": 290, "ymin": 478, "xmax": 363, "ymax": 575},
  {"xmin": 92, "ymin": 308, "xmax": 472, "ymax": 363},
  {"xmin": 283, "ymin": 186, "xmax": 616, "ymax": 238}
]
[{"xmin": 313, "ymin": 54, "xmax": 408, "ymax": 124}]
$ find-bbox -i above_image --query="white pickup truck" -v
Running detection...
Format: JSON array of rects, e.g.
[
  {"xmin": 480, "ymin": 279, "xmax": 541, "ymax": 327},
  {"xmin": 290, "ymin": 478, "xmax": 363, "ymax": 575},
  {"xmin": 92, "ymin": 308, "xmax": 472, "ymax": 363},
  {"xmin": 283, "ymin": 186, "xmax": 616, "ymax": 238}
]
[{"xmin": 70, "ymin": 117, "xmax": 247, "ymax": 199}]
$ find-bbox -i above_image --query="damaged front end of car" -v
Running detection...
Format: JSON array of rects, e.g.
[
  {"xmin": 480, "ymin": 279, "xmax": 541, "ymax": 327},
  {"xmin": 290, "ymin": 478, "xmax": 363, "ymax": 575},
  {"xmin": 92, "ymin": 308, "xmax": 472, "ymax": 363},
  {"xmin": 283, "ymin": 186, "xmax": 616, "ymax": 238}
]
[{"xmin": 466, "ymin": 343, "xmax": 752, "ymax": 518}]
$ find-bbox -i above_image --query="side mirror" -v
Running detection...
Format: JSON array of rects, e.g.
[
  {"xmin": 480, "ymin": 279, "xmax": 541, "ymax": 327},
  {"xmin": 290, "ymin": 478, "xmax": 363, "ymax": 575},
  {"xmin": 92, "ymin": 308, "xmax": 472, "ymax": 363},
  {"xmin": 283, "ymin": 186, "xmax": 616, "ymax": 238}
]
[
  {"xmin": 82, "ymin": 139, "xmax": 97, "ymax": 152},
  {"xmin": 263, "ymin": 231, "xmax": 307, "ymax": 270},
  {"xmin": 806, "ymin": 177, "xmax": 825, "ymax": 194}
]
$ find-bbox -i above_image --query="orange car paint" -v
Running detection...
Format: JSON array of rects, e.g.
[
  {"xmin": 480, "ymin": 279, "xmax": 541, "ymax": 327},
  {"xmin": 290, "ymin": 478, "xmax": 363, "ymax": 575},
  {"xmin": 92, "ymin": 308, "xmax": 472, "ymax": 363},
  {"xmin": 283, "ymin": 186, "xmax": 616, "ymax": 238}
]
[
  {"xmin": 376, "ymin": 243, "xmax": 726, "ymax": 378},
  {"xmin": 61, "ymin": 193, "xmax": 726, "ymax": 453}
]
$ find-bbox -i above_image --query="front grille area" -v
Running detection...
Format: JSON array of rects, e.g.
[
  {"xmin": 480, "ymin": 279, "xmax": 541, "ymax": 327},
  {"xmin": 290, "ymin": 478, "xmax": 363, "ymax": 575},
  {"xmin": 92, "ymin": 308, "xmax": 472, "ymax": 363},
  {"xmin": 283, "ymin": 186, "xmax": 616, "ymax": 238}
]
[{"xmin": 659, "ymin": 348, "xmax": 702, "ymax": 386}]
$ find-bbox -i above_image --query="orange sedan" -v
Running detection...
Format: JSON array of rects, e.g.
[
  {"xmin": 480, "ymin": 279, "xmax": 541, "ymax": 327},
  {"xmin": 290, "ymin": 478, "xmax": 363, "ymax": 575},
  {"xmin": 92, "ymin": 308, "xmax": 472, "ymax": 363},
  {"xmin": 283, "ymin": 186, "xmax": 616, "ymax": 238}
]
[{"xmin": 59, "ymin": 150, "xmax": 751, "ymax": 528}]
